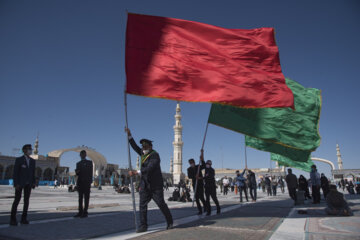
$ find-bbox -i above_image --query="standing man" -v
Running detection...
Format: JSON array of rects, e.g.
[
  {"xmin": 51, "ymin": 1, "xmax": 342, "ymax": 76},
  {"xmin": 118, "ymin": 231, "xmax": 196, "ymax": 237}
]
[
  {"xmin": 247, "ymin": 170, "xmax": 257, "ymax": 202},
  {"xmin": 265, "ymin": 175, "xmax": 272, "ymax": 196},
  {"xmin": 10, "ymin": 144, "xmax": 36, "ymax": 226},
  {"xmin": 187, "ymin": 158, "xmax": 206, "ymax": 215},
  {"xmin": 222, "ymin": 176, "xmax": 229, "ymax": 195},
  {"xmin": 321, "ymin": 173, "xmax": 330, "ymax": 199},
  {"xmin": 126, "ymin": 128, "xmax": 173, "ymax": 233},
  {"xmin": 74, "ymin": 150, "xmax": 93, "ymax": 218},
  {"xmin": 235, "ymin": 169, "xmax": 248, "ymax": 202},
  {"xmin": 310, "ymin": 164, "xmax": 321, "ymax": 204},
  {"xmin": 201, "ymin": 153, "xmax": 220, "ymax": 216},
  {"xmin": 285, "ymin": 168, "xmax": 298, "ymax": 204}
]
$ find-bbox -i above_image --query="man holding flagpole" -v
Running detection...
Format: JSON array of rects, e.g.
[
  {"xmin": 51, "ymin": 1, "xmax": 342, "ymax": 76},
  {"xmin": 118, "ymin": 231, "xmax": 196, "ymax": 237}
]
[{"xmin": 125, "ymin": 128, "xmax": 173, "ymax": 233}]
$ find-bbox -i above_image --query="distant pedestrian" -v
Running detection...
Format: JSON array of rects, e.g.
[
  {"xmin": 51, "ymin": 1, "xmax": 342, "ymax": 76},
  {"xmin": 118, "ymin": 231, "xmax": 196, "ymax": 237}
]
[
  {"xmin": 222, "ymin": 176, "xmax": 229, "ymax": 195},
  {"xmin": 298, "ymin": 175, "xmax": 311, "ymax": 200},
  {"xmin": 247, "ymin": 170, "xmax": 257, "ymax": 202},
  {"xmin": 74, "ymin": 150, "xmax": 93, "ymax": 218},
  {"xmin": 235, "ymin": 169, "xmax": 248, "ymax": 202},
  {"xmin": 265, "ymin": 175, "xmax": 272, "ymax": 196},
  {"xmin": 310, "ymin": 165, "xmax": 321, "ymax": 204},
  {"xmin": 341, "ymin": 178, "xmax": 345, "ymax": 191},
  {"xmin": 271, "ymin": 176, "xmax": 278, "ymax": 196},
  {"xmin": 10, "ymin": 144, "xmax": 36, "ymax": 226},
  {"xmin": 320, "ymin": 173, "xmax": 329, "ymax": 199},
  {"xmin": 278, "ymin": 177, "xmax": 285, "ymax": 193},
  {"xmin": 187, "ymin": 158, "xmax": 206, "ymax": 215},
  {"xmin": 54, "ymin": 179, "xmax": 58, "ymax": 189},
  {"xmin": 285, "ymin": 168, "xmax": 298, "ymax": 204}
]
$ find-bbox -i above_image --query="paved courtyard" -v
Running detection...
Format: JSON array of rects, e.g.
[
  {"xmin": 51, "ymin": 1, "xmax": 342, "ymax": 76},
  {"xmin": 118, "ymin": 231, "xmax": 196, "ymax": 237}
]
[{"xmin": 0, "ymin": 185, "xmax": 359, "ymax": 239}]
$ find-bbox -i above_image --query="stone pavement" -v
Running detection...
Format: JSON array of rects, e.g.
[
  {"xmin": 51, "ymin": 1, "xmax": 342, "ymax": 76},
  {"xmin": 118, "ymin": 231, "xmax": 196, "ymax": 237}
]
[{"xmin": 0, "ymin": 185, "xmax": 359, "ymax": 240}]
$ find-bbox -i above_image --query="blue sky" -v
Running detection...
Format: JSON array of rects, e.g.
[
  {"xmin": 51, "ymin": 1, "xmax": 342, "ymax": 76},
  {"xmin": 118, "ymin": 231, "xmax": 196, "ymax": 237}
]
[{"xmin": 1, "ymin": 0, "xmax": 359, "ymax": 178}]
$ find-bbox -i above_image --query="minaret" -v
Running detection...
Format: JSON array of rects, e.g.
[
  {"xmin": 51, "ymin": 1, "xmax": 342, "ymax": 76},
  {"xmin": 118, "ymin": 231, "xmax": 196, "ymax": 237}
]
[
  {"xmin": 34, "ymin": 135, "xmax": 39, "ymax": 155},
  {"xmin": 336, "ymin": 143, "xmax": 343, "ymax": 170},
  {"xmin": 173, "ymin": 102, "xmax": 184, "ymax": 184},
  {"xmin": 170, "ymin": 157, "xmax": 173, "ymax": 174}
]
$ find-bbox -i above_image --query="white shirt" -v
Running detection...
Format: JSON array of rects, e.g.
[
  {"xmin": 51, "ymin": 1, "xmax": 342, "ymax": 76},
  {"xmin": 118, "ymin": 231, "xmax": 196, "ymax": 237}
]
[{"xmin": 223, "ymin": 178, "xmax": 230, "ymax": 186}]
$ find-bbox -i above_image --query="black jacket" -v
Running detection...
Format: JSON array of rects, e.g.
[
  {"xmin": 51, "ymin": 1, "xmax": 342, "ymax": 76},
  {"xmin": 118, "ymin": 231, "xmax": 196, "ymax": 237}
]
[
  {"xmin": 129, "ymin": 137, "xmax": 164, "ymax": 191},
  {"xmin": 187, "ymin": 161, "xmax": 205, "ymax": 187},
  {"xmin": 203, "ymin": 162, "xmax": 216, "ymax": 188},
  {"xmin": 75, "ymin": 159, "xmax": 93, "ymax": 187},
  {"xmin": 13, "ymin": 156, "xmax": 35, "ymax": 187}
]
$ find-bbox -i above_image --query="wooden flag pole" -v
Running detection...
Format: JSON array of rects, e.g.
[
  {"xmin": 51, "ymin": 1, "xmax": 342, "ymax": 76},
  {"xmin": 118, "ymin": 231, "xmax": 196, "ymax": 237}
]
[
  {"xmin": 192, "ymin": 122, "xmax": 209, "ymax": 207},
  {"xmin": 124, "ymin": 91, "xmax": 138, "ymax": 231}
]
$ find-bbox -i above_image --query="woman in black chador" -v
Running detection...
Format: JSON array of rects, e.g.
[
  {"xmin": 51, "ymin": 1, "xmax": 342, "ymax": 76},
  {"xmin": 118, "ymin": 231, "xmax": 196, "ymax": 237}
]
[{"xmin": 298, "ymin": 175, "xmax": 312, "ymax": 200}]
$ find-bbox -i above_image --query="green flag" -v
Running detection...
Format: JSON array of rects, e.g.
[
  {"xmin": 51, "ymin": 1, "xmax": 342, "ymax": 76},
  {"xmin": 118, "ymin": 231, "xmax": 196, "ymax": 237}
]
[
  {"xmin": 271, "ymin": 153, "xmax": 314, "ymax": 172},
  {"xmin": 208, "ymin": 78, "xmax": 321, "ymax": 152},
  {"xmin": 245, "ymin": 135, "xmax": 311, "ymax": 162}
]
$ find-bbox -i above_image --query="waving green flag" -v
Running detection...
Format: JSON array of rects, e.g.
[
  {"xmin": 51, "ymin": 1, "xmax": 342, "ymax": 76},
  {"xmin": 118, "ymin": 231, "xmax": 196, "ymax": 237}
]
[
  {"xmin": 208, "ymin": 78, "xmax": 321, "ymax": 154},
  {"xmin": 271, "ymin": 153, "xmax": 314, "ymax": 172}
]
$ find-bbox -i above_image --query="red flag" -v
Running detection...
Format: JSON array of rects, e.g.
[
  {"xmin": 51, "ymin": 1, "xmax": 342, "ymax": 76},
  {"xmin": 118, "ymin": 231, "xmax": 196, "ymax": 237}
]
[{"xmin": 126, "ymin": 13, "xmax": 294, "ymax": 108}]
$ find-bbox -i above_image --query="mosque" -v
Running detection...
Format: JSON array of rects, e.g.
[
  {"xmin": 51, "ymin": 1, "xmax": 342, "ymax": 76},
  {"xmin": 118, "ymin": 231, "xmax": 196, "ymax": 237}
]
[{"xmin": 0, "ymin": 103, "xmax": 358, "ymax": 186}]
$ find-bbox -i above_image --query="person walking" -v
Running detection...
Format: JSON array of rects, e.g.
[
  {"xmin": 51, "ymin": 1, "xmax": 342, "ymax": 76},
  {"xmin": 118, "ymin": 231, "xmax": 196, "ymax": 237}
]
[
  {"xmin": 271, "ymin": 176, "xmax": 278, "ymax": 196},
  {"xmin": 320, "ymin": 173, "xmax": 330, "ymax": 199},
  {"xmin": 126, "ymin": 128, "xmax": 173, "ymax": 233},
  {"xmin": 202, "ymin": 154, "xmax": 220, "ymax": 216},
  {"xmin": 10, "ymin": 144, "xmax": 36, "ymax": 226},
  {"xmin": 222, "ymin": 176, "xmax": 229, "ymax": 195},
  {"xmin": 235, "ymin": 169, "xmax": 248, "ymax": 202},
  {"xmin": 74, "ymin": 150, "xmax": 93, "ymax": 218},
  {"xmin": 278, "ymin": 177, "xmax": 285, "ymax": 193},
  {"xmin": 310, "ymin": 165, "xmax": 321, "ymax": 204},
  {"xmin": 187, "ymin": 158, "xmax": 207, "ymax": 215},
  {"xmin": 285, "ymin": 168, "xmax": 298, "ymax": 204},
  {"xmin": 247, "ymin": 170, "xmax": 257, "ymax": 202},
  {"xmin": 265, "ymin": 175, "xmax": 272, "ymax": 196},
  {"xmin": 298, "ymin": 175, "xmax": 312, "ymax": 200}
]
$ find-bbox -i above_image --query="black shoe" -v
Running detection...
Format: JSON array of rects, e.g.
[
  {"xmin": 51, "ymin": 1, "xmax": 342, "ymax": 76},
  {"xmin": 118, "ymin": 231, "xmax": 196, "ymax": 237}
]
[
  {"xmin": 74, "ymin": 213, "xmax": 82, "ymax": 218},
  {"xmin": 80, "ymin": 213, "xmax": 88, "ymax": 218},
  {"xmin": 167, "ymin": 223, "xmax": 174, "ymax": 230},
  {"xmin": 197, "ymin": 211, "xmax": 203, "ymax": 215},
  {"xmin": 206, "ymin": 212, "xmax": 211, "ymax": 216},
  {"xmin": 136, "ymin": 226, "xmax": 148, "ymax": 233},
  {"xmin": 20, "ymin": 219, "xmax": 29, "ymax": 225},
  {"xmin": 217, "ymin": 209, "xmax": 221, "ymax": 214},
  {"xmin": 9, "ymin": 219, "xmax": 17, "ymax": 226}
]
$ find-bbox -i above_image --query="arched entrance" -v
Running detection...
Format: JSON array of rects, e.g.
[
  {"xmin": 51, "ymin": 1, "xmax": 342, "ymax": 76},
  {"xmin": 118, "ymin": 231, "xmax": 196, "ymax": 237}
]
[
  {"xmin": 311, "ymin": 157, "xmax": 335, "ymax": 171},
  {"xmin": 35, "ymin": 167, "xmax": 42, "ymax": 180},
  {"xmin": 0, "ymin": 164, "xmax": 3, "ymax": 180}
]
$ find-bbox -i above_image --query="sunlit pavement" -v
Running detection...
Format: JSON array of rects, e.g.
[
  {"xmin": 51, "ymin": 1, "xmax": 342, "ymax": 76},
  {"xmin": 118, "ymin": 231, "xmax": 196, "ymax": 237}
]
[{"xmin": 0, "ymin": 186, "xmax": 359, "ymax": 240}]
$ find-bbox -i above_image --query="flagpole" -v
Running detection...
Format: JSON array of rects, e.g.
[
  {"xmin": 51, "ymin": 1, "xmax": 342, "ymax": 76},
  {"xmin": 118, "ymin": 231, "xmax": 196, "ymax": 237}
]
[
  {"xmin": 124, "ymin": 91, "xmax": 138, "ymax": 231},
  {"xmin": 244, "ymin": 136, "xmax": 248, "ymax": 169},
  {"xmin": 192, "ymin": 122, "xmax": 209, "ymax": 207}
]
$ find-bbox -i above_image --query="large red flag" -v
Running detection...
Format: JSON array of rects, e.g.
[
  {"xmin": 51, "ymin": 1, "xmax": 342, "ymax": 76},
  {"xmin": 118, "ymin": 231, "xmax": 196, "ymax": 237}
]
[{"xmin": 126, "ymin": 13, "xmax": 294, "ymax": 108}]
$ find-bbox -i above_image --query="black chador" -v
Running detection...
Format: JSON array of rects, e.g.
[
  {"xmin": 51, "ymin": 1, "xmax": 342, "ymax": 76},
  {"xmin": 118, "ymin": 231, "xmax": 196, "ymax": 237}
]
[
  {"xmin": 187, "ymin": 159, "xmax": 207, "ymax": 214},
  {"xmin": 203, "ymin": 159, "xmax": 220, "ymax": 215}
]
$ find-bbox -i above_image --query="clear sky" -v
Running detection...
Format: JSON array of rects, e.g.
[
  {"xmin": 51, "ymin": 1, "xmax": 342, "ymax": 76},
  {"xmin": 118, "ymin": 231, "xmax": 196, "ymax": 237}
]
[{"xmin": 1, "ymin": 0, "xmax": 359, "ymax": 179}]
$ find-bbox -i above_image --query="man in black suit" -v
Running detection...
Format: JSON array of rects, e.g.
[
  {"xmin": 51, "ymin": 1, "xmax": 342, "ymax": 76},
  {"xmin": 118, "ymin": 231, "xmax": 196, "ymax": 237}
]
[
  {"xmin": 202, "ymin": 155, "xmax": 220, "ymax": 216},
  {"xmin": 187, "ymin": 158, "xmax": 206, "ymax": 215},
  {"xmin": 74, "ymin": 150, "xmax": 93, "ymax": 218},
  {"xmin": 126, "ymin": 128, "xmax": 173, "ymax": 233},
  {"xmin": 10, "ymin": 144, "xmax": 36, "ymax": 226}
]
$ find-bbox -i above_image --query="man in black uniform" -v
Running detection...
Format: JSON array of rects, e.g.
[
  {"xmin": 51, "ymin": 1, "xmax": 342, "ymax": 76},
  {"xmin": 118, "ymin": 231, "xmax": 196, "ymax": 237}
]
[
  {"xmin": 126, "ymin": 128, "xmax": 173, "ymax": 233},
  {"xmin": 74, "ymin": 150, "xmax": 93, "ymax": 218},
  {"xmin": 10, "ymin": 144, "xmax": 36, "ymax": 226},
  {"xmin": 187, "ymin": 158, "xmax": 206, "ymax": 215},
  {"xmin": 201, "ymin": 153, "xmax": 220, "ymax": 216}
]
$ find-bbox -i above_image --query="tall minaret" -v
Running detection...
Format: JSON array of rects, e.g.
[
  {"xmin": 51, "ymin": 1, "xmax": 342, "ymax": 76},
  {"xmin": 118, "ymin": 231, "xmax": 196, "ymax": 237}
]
[
  {"xmin": 336, "ymin": 143, "xmax": 343, "ymax": 170},
  {"xmin": 34, "ymin": 135, "xmax": 39, "ymax": 155},
  {"xmin": 173, "ymin": 102, "xmax": 184, "ymax": 184},
  {"xmin": 170, "ymin": 157, "xmax": 173, "ymax": 174}
]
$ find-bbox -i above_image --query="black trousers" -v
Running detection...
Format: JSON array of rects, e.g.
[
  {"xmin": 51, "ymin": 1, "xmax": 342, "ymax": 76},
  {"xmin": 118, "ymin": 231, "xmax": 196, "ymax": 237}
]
[
  {"xmin": 223, "ymin": 185, "xmax": 229, "ymax": 195},
  {"xmin": 249, "ymin": 186, "xmax": 257, "ymax": 201},
  {"xmin": 205, "ymin": 186, "xmax": 220, "ymax": 213},
  {"xmin": 239, "ymin": 186, "xmax": 248, "ymax": 202},
  {"xmin": 139, "ymin": 189, "xmax": 173, "ymax": 228},
  {"xmin": 266, "ymin": 185, "xmax": 272, "ymax": 196},
  {"xmin": 11, "ymin": 185, "xmax": 32, "ymax": 220},
  {"xmin": 288, "ymin": 187, "xmax": 297, "ymax": 203},
  {"xmin": 193, "ymin": 184, "xmax": 206, "ymax": 213},
  {"xmin": 272, "ymin": 186, "xmax": 277, "ymax": 196},
  {"xmin": 78, "ymin": 186, "xmax": 90, "ymax": 214},
  {"xmin": 312, "ymin": 185, "xmax": 321, "ymax": 203}
]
